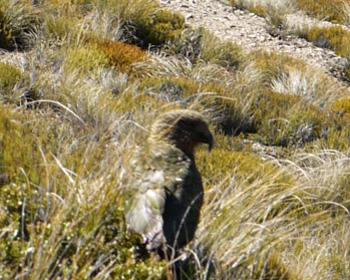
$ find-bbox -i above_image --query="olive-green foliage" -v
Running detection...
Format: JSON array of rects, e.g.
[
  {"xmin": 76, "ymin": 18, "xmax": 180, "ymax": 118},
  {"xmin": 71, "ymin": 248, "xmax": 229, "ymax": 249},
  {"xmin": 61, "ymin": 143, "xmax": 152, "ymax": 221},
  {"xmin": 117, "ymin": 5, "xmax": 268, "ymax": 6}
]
[
  {"xmin": 0, "ymin": 0, "xmax": 39, "ymax": 50},
  {"xmin": 99, "ymin": 0, "xmax": 185, "ymax": 48},
  {"xmin": 0, "ymin": 104, "xmax": 168, "ymax": 279},
  {"xmin": 64, "ymin": 45, "xmax": 109, "ymax": 75},
  {"xmin": 253, "ymin": 91, "xmax": 330, "ymax": 146},
  {"xmin": 0, "ymin": 63, "xmax": 24, "ymax": 92},
  {"xmin": 0, "ymin": 107, "xmax": 50, "ymax": 274},
  {"xmin": 200, "ymin": 30, "xmax": 244, "ymax": 69},
  {"xmin": 139, "ymin": 76, "xmax": 200, "ymax": 102},
  {"xmin": 198, "ymin": 144, "xmax": 272, "ymax": 185},
  {"xmin": 164, "ymin": 28, "xmax": 204, "ymax": 63},
  {"xmin": 46, "ymin": 0, "xmax": 92, "ymax": 14},
  {"xmin": 2, "ymin": 0, "xmax": 350, "ymax": 278},
  {"xmin": 0, "ymin": 62, "xmax": 38, "ymax": 104},
  {"xmin": 166, "ymin": 28, "xmax": 244, "ymax": 69},
  {"xmin": 297, "ymin": 25, "xmax": 349, "ymax": 55},
  {"xmin": 114, "ymin": 87, "xmax": 164, "ymax": 115},
  {"xmin": 253, "ymin": 51, "xmax": 309, "ymax": 83},
  {"xmin": 296, "ymin": 25, "xmax": 350, "ymax": 81},
  {"xmin": 298, "ymin": 0, "xmax": 348, "ymax": 23},
  {"xmin": 42, "ymin": 14, "xmax": 79, "ymax": 42},
  {"xmin": 132, "ymin": 9, "xmax": 186, "ymax": 47},
  {"xmin": 333, "ymin": 97, "xmax": 350, "ymax": 114},
  {"xmin": 138, "ymin": 75, "xmax": 254, "ymax": 135}
]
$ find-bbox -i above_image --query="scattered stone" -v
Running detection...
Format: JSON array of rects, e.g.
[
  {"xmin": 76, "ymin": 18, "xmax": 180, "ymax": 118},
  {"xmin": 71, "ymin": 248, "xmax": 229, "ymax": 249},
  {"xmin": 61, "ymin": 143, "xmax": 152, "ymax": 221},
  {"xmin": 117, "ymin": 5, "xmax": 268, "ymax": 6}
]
[{"xmin": 159, "ymin": 0, "xmax": 349, "ymax": 88}]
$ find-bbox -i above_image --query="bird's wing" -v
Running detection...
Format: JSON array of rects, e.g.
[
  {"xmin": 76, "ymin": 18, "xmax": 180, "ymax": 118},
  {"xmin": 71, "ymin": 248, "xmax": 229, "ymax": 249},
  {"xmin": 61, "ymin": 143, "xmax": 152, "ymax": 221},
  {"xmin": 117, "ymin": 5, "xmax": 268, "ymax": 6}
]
[
  {"xmin": 126, "ymin": 144, "xmax": 191, "ymax": 251},
  {"xmin": 126, "ymin": 168, "xmax": 167, "ymax": 249}
]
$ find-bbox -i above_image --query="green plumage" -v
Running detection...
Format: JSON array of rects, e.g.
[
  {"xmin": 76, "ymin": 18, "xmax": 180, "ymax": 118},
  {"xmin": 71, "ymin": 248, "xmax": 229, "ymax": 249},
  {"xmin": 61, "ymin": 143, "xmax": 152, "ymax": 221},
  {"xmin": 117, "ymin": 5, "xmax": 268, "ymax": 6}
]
[{"xmin": 126, "ymin": 110, "xmax": 213, "ymax": 257}]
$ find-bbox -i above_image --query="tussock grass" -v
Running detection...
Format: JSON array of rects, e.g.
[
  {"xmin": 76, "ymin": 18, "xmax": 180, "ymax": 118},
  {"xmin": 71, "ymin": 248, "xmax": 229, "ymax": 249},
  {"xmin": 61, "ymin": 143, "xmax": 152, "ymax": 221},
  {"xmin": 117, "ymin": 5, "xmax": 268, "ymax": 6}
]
[
  {"xmin": 2, "ymin": 0, "xmax": 350, "ymax": 279},
  {"xmin": 296, "ymin": 25, "xmax": 350, "ymax": 57},
  {"xmin": 228, "ymin": 0, "xmax": 350, "ymax": 26},
  {"xmin": 297, "ymin": 0, "xmax": 350, "ymax": 24},
  {"xmin": 294, "ymin": 24, "xmax": 350, "ymax": 81},
  {"xmin": 0, "ymin": 0, "xmax": 39, "ymax": 51},
  {"xmin": 226, "ymin": 0, "xmax": 296, "ymax": 36},
  {"xmin": 271, "ymin": 65, "xmax": 344, "ymax": 106},
  {"xmin": 196, "ymin": 146, "xmax": 350, "ymax": 279}
]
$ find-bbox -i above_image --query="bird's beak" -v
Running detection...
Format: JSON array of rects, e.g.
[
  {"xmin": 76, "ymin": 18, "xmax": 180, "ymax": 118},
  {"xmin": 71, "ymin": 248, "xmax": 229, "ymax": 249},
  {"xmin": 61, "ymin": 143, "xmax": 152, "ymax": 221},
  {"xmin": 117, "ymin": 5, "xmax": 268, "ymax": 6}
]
[{"xmin": 205, "ymin": 132, "xmax": 214, "ymax": 153}]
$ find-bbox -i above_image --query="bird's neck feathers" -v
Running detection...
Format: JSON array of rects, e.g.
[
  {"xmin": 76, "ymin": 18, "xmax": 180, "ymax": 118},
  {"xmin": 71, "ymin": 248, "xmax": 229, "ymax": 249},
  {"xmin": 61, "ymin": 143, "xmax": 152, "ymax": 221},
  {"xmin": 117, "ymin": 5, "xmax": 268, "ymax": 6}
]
[{"xmin": 149, "ymin": 136, "xmax": 196, "ymax": 160}]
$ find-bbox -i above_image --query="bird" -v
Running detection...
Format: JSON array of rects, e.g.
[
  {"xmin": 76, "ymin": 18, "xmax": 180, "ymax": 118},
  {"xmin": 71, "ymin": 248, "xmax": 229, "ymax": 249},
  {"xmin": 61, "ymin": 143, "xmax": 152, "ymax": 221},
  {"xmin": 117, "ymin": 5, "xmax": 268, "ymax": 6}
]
[{"xmin": 126, "ymin": 109, "xmax": 213, "ymax": 259}]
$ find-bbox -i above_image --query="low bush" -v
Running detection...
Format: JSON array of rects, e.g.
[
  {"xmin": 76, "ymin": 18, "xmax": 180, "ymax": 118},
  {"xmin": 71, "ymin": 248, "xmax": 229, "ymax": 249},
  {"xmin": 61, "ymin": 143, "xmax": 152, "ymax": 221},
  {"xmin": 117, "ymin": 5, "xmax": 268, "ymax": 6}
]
[
  {"xmin": 96, "ymin": 40, "xmax": 146, "ymax": 73},
  {"xmin": 131, "ymin": 9, "xmax": 186, "ymax": 48},
  {"xmin": 64, "ymin": 45, "xmax": 109, "ymax": 75}
]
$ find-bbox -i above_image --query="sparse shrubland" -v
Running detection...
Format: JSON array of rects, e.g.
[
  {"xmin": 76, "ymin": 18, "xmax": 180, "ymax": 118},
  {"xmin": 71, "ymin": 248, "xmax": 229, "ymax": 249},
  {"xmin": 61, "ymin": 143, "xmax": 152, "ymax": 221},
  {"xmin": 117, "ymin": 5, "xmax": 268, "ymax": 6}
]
[
  {"xmin": 225, "ymin": 0, "xmax": 350, "ymax": 81},
  {"xmin": 1, "ymin": 0, "xmax": 350, "ymax": 279},
  {"xmin": 297, "ymin": 0, "xmax": 350, "ymax": 24},
  {"xmin": 294, "ymin": 24, "xmax": 350, "ymax": 81}
]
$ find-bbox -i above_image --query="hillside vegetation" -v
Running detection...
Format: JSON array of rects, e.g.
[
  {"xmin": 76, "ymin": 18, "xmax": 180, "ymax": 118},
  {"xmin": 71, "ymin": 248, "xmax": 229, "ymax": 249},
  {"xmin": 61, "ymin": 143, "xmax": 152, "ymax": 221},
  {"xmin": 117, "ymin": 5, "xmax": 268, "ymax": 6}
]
[{"xmin": 1, "ymin": 0, "xmax": 350, "ymax": 279}]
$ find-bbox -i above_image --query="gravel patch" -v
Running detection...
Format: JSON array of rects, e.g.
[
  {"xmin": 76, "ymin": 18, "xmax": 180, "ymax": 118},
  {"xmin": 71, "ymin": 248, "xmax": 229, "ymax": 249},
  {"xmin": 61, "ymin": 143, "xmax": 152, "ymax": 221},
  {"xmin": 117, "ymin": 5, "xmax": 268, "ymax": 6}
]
[{"xmin": 160, "ymin": 0, "xmax": 349, "ymax": 87}]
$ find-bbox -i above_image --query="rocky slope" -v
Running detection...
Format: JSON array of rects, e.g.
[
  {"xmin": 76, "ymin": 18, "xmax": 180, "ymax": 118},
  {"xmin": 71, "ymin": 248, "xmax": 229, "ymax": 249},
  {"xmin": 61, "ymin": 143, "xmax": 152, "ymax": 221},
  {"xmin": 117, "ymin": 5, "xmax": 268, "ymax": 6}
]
[{"xmin": 160, "ymin": 0, "xmax": 349, "ymax": 87}]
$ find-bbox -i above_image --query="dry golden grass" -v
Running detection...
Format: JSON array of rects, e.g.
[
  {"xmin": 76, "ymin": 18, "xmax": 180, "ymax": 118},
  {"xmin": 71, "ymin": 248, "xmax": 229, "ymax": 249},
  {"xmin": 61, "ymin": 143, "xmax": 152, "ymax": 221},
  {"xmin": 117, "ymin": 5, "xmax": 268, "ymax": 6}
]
[{"xmin": 1, "ymin": 0, "xmax": 350, "ymax": 279}]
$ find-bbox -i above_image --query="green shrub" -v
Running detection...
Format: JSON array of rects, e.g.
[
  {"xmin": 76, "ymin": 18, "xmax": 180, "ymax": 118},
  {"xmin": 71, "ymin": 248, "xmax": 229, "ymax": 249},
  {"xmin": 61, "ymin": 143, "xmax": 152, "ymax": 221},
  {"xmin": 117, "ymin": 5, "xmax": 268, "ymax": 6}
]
[
  {"xmin": 131, "ymin": 9, "xmax": 186, "ymax": 47},
  {"xmin": 64, "ymin": 45, "xmax": 109, "ymax": 75},
  {"xmin": 200, "ymin": 30, "xmax": 244, "ymax": 70}
]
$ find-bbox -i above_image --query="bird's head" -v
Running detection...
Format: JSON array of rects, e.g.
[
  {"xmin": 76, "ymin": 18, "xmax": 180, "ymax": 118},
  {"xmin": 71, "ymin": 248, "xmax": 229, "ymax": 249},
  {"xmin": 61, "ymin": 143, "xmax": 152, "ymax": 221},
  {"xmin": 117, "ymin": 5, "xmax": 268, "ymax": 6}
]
[{"xmin": 149, "ymin": 110, "xmax": 213, "ymax": 158}]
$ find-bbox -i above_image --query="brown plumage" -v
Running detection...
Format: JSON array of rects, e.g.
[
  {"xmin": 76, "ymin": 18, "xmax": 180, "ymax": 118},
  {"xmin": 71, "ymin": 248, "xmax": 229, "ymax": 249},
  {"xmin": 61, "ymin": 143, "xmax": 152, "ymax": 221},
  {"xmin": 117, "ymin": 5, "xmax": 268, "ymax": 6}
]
[{"xmin": 126, "ymin": 110, "xmax": 213, "ymax": 258}]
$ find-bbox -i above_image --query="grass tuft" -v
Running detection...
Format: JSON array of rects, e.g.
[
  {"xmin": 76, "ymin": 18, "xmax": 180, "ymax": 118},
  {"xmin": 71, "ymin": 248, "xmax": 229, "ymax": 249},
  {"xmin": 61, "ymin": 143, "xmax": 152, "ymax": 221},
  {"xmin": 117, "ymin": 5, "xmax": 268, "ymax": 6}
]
[
  {"xmin": 0, "ymin": 0, "xmax": 39, "ymax": 50},
  {"xmin": 2, "ymin": 0, "xmax": 350, "ymax": 278}
]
